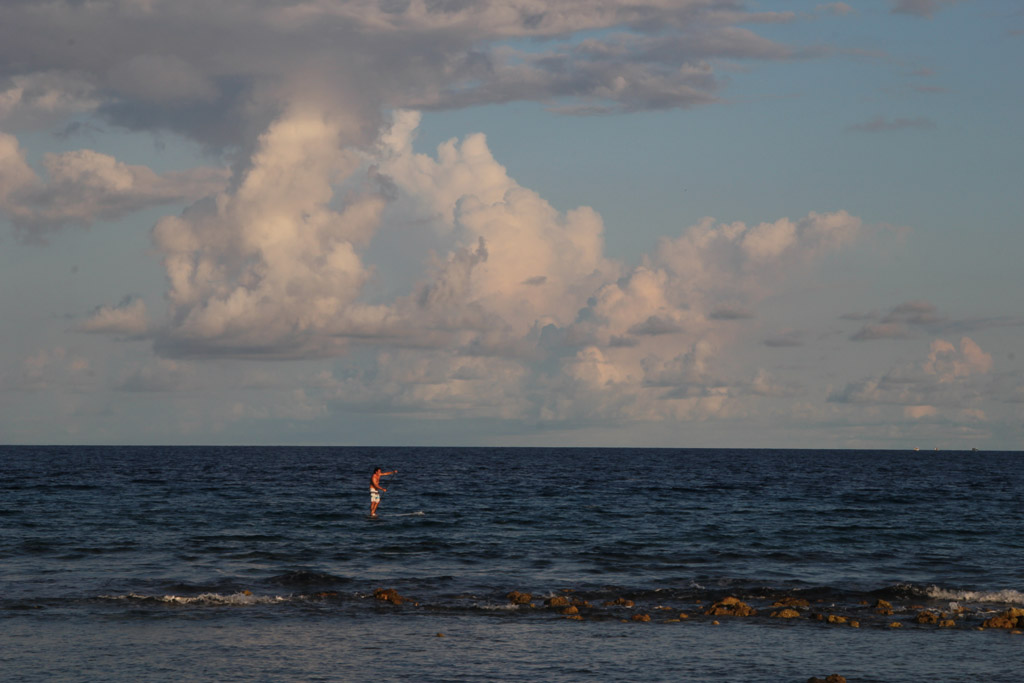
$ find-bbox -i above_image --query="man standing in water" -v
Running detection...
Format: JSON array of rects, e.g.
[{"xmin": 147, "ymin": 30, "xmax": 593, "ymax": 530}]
[{"xmin": 369, "ymin": 467, "xmax": 397, "ymax": 517}]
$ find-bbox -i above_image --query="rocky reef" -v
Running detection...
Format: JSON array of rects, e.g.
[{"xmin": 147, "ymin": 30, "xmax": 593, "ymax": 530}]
[{"xmin": 361, "ymin": 585, "xmax": 1024, "ymax": 636}]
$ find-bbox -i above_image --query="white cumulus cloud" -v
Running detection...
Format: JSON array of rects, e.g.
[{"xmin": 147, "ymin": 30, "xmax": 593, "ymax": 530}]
[
  {"xmin": 829, "ymin": 336, "xmax": 995, "ymax": 426},
  {"xmin": 78, "ymin": 297, "xmax": 149, "ymax": 338},
  {"xmin": 0, "ymin": 131, "xmax": 228, "ymax": 242}
]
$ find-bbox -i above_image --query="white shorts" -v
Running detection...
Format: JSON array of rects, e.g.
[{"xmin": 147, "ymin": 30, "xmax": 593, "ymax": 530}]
[{"xmin": 370, "ymin": 489, "xmax": 380, "ymax": 503}]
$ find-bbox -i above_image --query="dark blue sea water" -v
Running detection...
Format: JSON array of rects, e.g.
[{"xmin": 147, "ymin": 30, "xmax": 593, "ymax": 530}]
[{"xmin": 2, "ymin": 446, "xmax": 1022, "ymax": 682}]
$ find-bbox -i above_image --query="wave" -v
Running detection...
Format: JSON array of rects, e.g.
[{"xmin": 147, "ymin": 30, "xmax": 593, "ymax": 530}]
[
  {"xmin": 84, "ymin": 581, "xmax": 1024, "ymax": 610},
  {"xmin": 61, "ymin": 580, "xmax": 1024, "ymax": 636},
  {"xmin": 101, "ymin": 592, "xmax": 291, "ymax": 607},
  {"xmin": 266, "ymin": 570, "xmax": 351, "ymax": 587},
  {"xmin": 924, "ymin": 586, "xmax": 1024, "ymax": 606},
  {"xmin": 476, "ymin": 602, "xmax": 522, "ymax": 611}
]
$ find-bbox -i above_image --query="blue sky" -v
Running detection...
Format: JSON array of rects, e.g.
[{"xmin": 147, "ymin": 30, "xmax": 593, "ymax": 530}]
[{"xmin": 1, "ymin": 0, "xmax": 1022, "ymax": 448}]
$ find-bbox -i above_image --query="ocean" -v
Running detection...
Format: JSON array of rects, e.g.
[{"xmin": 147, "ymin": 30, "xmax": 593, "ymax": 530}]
[{"xmin": 1, "ymin": 446, "xmax": 1022, "ymax": 682}]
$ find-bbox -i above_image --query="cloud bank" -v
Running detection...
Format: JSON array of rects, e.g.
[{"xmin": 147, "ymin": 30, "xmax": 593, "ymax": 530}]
[
  {"xmin": 829, "ymin": 336, "xmax": 997, "ymax": 429},
  {"xmin": 0, "ymin": 0, "xmax": 809, "ymax": 147},
  {"xmin": 139, "ymin": 107, "xmax": 865, "ymax": 426},
  {"xmin": 0, "ymin": 1, "xmax": 823, "ymax": 246},
  {"xmin": 6, "ymin": 0, "xmax": 1016, "ymax": 446}
]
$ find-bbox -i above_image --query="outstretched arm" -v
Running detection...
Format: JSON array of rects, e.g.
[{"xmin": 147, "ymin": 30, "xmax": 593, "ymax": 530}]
[{"xmin": 382, "ymin": 470, "xmax": 398, "ymax": 476}]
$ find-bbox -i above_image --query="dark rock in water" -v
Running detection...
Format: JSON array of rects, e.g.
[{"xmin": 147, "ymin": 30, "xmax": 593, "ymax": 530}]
[
  {"xmin": 631, "ymin": 613, "xmax": 651, "ymax": 622},
  {"xmin": 770, "ymin": 608, "xmax": 801, "ymax": 619},
  {"xmin": 773, "ymin": 597, "xmax": 810, "ymax": 609},
  {"xmin": 874, "ymin": 599, "xmax": 894, "ymax": 616},
  {"xmin": 704, "ymin": 596, "xmax": 756, "ymax": 617},
  {"xmin": 545, "ymin": 596, "xmax": 570, "ymax": 607},
  {"xmin": 807, "ymin": 676, "xmax": 846, "ymax": 683},
  {"xmin": 506, "ymin": 591, "xmax": 532, "ymax": 605},
  {"xmin": 373, "ymin": 588, "xmax": 405, "ymax": 605},
  {"xmin": 571, "ymin": 598, "xmax": 592, "ymax": 608},
  {"xmin": 561, "ymin": 606, "xmax": 579, "ymax": 615},
  {"xmin": 982, "ymin": 609, "xmax": 1024, "ymax": 629},
  {"xmin": 604, "ymin": 597, "xmax": 635, "ymax": 608},
  {"xmin": 915, "ymin": 610, "xmax": 939, "ymax": 624}
]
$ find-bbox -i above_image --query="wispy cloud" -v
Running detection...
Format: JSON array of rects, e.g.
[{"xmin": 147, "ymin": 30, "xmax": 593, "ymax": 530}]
[
  {"xmin": 77, "ymin": 297, "xmax": 149, "ymax": 339},
  {"xmin": 817, "ymin": 3, "xmax": 854, "ymax": 16},
  {"xmin": 851, "ymin": 323, "xmax": 915, "ymax": 341},
  {"xmin": 882, "ymin": 300, "xmax": 946, "ymax": 326},
  {"xmin": 849, "ymin": 300, "xmax": 946, "ymax": 340},
  {"xmin": 848, "ymin": 301, "xmax": 1024, "ymax": 341},
  {"xmin": 709, "ymin": 305, "xmax": 755, "ymax": 321},
  {"xmin": 890, "ymin": 0, "xmax": 967, "ymax": 19},
  {"xmin": 942, "ymin": 316, "xmax": 1024, "ymax": 333},
  {"xmin": 763, "ymin": 330, "xmax": 804, "ymax": 348},
  {"xmin": 846, "ymin": 116, "xmax": 937, "ymax": 133}
]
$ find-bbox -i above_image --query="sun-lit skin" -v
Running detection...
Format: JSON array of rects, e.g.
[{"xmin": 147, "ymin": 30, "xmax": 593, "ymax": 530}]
[{"xmin": 0, "ymin": 1, "xmax": 1021, "ymax": 448}]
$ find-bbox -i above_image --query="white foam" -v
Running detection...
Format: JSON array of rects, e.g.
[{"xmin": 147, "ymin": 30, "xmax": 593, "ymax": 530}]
[
  {"xmin": 103, "ymin": 592, "xmax": 289, "ymax": 606},
  {"xmin": 924, "ymin": 586, "xmax": 1024, "ymax": 605},
  {"xmin": 164, "ymin": 592, "xmax": 288, "ymax": 606}
]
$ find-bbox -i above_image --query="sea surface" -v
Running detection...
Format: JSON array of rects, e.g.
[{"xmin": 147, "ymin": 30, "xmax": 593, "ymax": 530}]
[{"xmin": 1, "ymin": 446, "xmax": 1022, "ymax": 682}]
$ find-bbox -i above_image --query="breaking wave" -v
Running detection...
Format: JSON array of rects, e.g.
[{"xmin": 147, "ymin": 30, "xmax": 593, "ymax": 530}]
[
  {"xmin": 924, "ymin": 586, "xmax": 1024, "ymax": 606},
  {"xmin": 102, "ymin": 592, "xmax": 291, "ymax": 607}
]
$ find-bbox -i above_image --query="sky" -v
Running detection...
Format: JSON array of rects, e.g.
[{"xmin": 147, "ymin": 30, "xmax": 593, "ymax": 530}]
[{"xmin": 1, "ymin": 0, "xmax": 1022, "ymax": 449}]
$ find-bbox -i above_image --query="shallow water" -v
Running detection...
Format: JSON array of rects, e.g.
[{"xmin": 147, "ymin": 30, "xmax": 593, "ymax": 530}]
[{"xmin": 2, "ymin": 446, "xmax": 1022, "ymax": 681}]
